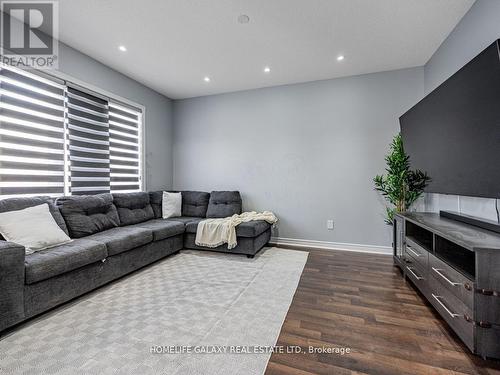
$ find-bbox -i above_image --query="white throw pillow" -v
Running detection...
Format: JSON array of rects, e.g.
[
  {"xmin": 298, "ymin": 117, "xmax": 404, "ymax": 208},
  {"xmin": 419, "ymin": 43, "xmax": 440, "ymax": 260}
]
[
  {"xmin": 162, "ymin": 191, "xmax": 182, "ymax": 219},
  {"xmin": 0, "ymin": 203, "xmax": 72, "ymax": 254}
]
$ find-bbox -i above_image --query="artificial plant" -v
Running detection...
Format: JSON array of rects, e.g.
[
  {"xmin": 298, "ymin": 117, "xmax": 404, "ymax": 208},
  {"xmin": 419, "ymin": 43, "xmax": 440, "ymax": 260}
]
[{"xmin": 374, "ymin": 133, "xmax": 430, "ymax": 225}]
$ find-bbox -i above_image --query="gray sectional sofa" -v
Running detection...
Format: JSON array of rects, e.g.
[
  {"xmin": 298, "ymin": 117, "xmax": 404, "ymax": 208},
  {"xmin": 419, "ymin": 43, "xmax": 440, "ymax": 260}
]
[{"xmin": 0, "ymin": 190, "xmax": 271, "ymax": 333}]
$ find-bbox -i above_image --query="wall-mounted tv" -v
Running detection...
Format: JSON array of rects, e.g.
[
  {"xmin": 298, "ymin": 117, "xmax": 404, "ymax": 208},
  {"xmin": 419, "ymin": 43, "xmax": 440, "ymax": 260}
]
[{"xmin": 400, "ymin": 40, "xmax": 500, "ymax": 199}]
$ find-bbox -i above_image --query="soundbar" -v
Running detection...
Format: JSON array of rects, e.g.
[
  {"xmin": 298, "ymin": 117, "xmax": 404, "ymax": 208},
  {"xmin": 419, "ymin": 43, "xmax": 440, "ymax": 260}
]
[{"xmin": 440, "ymin": 210, "xmax": 500, "ymax": 234}]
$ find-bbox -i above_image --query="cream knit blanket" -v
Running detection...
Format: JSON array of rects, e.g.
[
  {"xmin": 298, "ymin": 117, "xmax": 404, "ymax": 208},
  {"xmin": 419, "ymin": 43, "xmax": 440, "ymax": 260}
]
[{"xmin": 195, "ymin": 211, "xmax": 278, "ymax": 249}]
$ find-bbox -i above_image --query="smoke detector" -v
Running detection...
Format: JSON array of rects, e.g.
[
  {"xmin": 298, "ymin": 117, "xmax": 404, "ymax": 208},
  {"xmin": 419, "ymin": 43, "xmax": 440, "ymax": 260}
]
[{"xmin": 238, "ymin": 14, "xmax": 250, "ymax": 24}]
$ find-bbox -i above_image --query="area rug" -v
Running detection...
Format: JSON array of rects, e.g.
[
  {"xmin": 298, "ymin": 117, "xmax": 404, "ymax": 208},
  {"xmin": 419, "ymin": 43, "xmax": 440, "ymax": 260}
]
[{"xmin": 0, "ymin": 247, "xmax": 308, "ymax": 375}]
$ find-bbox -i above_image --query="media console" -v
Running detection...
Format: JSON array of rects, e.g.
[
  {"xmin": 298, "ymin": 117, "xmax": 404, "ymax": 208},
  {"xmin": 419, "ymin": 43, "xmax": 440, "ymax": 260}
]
[{"xmin": 394, "ymin": 212, "xmax": 500, "ymax": 359}]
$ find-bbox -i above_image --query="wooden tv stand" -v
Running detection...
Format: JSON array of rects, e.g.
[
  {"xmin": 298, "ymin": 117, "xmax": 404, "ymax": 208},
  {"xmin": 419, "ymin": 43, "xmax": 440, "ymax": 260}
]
[{"xmin": 394, "ymin": 212, "xmax": 500, "ymax": 359}]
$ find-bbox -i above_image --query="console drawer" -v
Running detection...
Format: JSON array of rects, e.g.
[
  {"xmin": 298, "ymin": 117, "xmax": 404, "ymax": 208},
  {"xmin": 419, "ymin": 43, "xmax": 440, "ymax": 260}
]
[
  {"xmin": 405, "ymin": 261, "xmax": 427, "ymax": 294},
  {"xmin": 405, "ymin": 238, "xmax": 429, "ymax": 270},
  {"xmin": 476, "ymin": 324, "xmax": 500, "ymax": 358},
  {"xmin": 429, "ymin": 253, "xmax": 474, "ymax": 309},
  {"xmin": 475, "ymin": 294, "xmax": 500, "ymax": 326},
  {"xmin": 429, "ymin": 275, "xmax": 474, "ymax": 351}
]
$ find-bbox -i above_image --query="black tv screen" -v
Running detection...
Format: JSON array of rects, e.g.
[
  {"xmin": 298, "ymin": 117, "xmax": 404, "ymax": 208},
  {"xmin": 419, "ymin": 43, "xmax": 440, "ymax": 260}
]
[{"xmin": 400, "ymin": 40, "xmax": 500, "ymax": 199}]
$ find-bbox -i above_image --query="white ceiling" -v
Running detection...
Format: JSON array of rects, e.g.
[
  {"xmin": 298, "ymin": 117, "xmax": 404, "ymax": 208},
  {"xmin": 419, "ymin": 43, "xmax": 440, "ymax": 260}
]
[{"xmin": 58, "ymin": 0, "xmax": 474, "ymax": 99}]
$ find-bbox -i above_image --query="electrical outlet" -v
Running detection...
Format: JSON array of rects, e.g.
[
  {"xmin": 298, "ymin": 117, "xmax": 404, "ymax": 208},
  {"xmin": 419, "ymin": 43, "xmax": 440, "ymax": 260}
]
[{"xmin": 327, "ymin": 220, "xmax": 334, "ymax": 230}]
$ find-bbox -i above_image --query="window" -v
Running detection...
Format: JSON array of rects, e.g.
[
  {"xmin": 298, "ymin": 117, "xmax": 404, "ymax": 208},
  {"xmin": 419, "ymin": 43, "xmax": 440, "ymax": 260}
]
[
  {"xmin": 66, "ymin": 86, "xmax": 111, "ymax": 195},
  {"xmin": 109, "ymin": 101, "xmax": 142, "ymax": 193},
  {"xmin": 0, "ymin": 64, "xmax": 143, "ymax": 198},
  {"xmin": 0, "ymin": 65, "xmax": 66, "ymax": 198}
]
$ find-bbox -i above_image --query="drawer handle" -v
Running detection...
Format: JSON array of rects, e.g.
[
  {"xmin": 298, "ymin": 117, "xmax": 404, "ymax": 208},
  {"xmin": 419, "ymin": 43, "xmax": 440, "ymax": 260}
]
[
  {"xmin": 406, "ymin": 246, "xmax": 422, "ymax": 257},
  {"xmin": 431, "ymin": 294, "xmax": 460, "ymax": 318},
  {"xmin": 406, "ymin": 266, "xmax": 423, "ymax": 280},
  {"xmin": 464, "ymin": 314, "xmax": 492, "ymax": 328},
  {"xmin": 432, "ymin": 267, "xmax": 461, "ymax": 286}
]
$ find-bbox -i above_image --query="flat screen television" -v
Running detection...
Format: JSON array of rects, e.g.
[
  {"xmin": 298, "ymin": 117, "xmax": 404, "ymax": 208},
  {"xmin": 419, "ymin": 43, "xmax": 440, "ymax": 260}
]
[{"xmin": 400, "ymin": 40, "xmax": 500, "ymax": 199}]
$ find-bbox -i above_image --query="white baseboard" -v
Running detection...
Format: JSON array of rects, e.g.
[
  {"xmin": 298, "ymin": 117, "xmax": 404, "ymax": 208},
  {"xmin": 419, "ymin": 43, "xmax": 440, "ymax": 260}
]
[{"xmin": 269, "ymin": 236, "xmax": 392, "ymax": 255}]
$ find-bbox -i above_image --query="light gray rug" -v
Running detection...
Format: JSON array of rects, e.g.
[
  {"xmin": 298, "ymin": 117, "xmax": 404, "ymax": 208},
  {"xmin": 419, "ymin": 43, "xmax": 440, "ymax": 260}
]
[{"xmin": 0, "ymin": 247, "xmax": 308, "ymax": 375}]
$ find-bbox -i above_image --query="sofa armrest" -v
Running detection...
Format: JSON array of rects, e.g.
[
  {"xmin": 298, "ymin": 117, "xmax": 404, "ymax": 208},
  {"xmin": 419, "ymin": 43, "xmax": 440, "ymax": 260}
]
[{"xmin": 0, "ymin": 240, "xmax": 25, "ymax": 332}]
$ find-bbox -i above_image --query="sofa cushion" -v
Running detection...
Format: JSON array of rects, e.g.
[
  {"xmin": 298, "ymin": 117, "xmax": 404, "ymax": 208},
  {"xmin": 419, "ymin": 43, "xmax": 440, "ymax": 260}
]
[
  {"xmin": 130, "ymin": 219, "xmax": 185, "ymax": 241},
  {"xmin": 85, "ymin": 226, "xmax": 153, "ymax": 256},
  {"xmin": 25, "ymin": 238, "xmax": 107, "ymax": 284},
  {"xmin": 149, "ymin": 191, "xmax": 163, "ymax": 219},
  {"xmin": 113, "ymin": 192, "xmax": 154, "ymax": 225},
  {"xmin": 234, "ymin": 221, "xmax": 271, "ymax": 237},
  {"xmin": 181, "ymin": 191, "xmax": 210, "ymax": 217},
  {"xmin": 185, "ymin": 220, "xmax": 201, "ymax": 234},
  {"xmin": 206, "ymin": 191, "xmax": 242, "ymax": 218},
  {"xmin": 176, "ymin": 218, "xmax": 205, "ymax": 234},
  {"xmin": 185, "ymin": 220, "xmax": 269, "ymax": 238},
  {"xmin": 57, "ymin": 194, "xmax": 120, "ymax": 238},
  {"xmin": 165, "ymin": 216, "xmax": 203, "ymax": 224},
  {"xmin": 0, "ymin": 196, "xmax": 69, "ymax": 236},
  {"xmin": 149, "ymin": 191, "xmax": 210, "ymax": 219}
]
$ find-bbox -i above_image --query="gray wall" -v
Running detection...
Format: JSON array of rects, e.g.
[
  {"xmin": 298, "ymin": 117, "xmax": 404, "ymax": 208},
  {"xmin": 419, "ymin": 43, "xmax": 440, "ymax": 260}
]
[
  {"xmin": 173, "ymin": 68, "xmax": 424, "ymax": 247},
  {"xmin": 421, "ymin": 0, "xmax": 500, "ymax": 221},
  {"xmin": 57, "ymin": 44, "xmax": 174, "ymax": 191}
]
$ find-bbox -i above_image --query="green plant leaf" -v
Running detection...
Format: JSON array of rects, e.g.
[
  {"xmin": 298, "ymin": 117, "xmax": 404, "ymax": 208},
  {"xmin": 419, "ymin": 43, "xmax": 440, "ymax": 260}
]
[{"xmin": 373, "ymin": 133, "xmax": 431, "ymax": 225}]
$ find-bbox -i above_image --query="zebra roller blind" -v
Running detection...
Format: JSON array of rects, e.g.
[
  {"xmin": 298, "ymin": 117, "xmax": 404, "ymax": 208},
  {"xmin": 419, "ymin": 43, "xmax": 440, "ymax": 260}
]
[
  {"xmin": 67, "ymin": 87, "xmax": 110, "ymax": 195},
  {"xmin": 0, "ymin": 65, "xmax": 143, "ymax": 198},
  {"xmin": 109, "ymin": 102, "xmax": 142, "ymax": 193},
  {"xmin": 0, "ymin": 65, "xmax": 66, "ymax": 198}
]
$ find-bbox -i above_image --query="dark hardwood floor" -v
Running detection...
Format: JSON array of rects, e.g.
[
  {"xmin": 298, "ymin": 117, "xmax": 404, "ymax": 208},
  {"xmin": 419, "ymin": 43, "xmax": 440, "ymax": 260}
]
[{"xmin": 265, "ymin": 248, "xmax": 500, "ymax": 375}]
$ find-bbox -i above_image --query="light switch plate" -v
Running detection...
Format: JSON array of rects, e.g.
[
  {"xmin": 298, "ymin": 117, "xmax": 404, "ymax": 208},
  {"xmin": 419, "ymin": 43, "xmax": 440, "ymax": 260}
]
[{"xmin": 327, "ymin": 220, "xmax": 334, "ymax": 230}]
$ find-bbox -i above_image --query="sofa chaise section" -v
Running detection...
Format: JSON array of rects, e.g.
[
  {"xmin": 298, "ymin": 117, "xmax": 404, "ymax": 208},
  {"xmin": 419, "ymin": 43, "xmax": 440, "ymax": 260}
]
[
  {"xmin": 185, "ymin": 220, "xmax": 270, "ymax": 238},
  {"xmin": 178, "ymin": 191, "xmax": 272, "ymax": 257},
  {"xmin": 183, "ymin": 228, "xmax": 271, "ymax": 257},
  {"xmin": 149, "ymin": 190, "xmax": 272, "ymax": 256}
]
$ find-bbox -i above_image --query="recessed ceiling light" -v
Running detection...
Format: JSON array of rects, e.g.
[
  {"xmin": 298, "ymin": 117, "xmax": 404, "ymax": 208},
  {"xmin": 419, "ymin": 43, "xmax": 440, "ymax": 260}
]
[
  {"xmin": 118, "ymin": 45, "xmax": 127, "ymax": 52},
  {"xmin": 264, "ymin": 66, "xmax": 271, "ymax": 73},
  {"xmin": 204, "ymin": 76, "xmax": 211, "ymax": 83},
  {"xmin": 238, "ymin": 14, "xmax": 250, "ymax": 24},
  {"xmin": 337, "ymin": 55, "xmax": 345, "ymax": 61}
]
